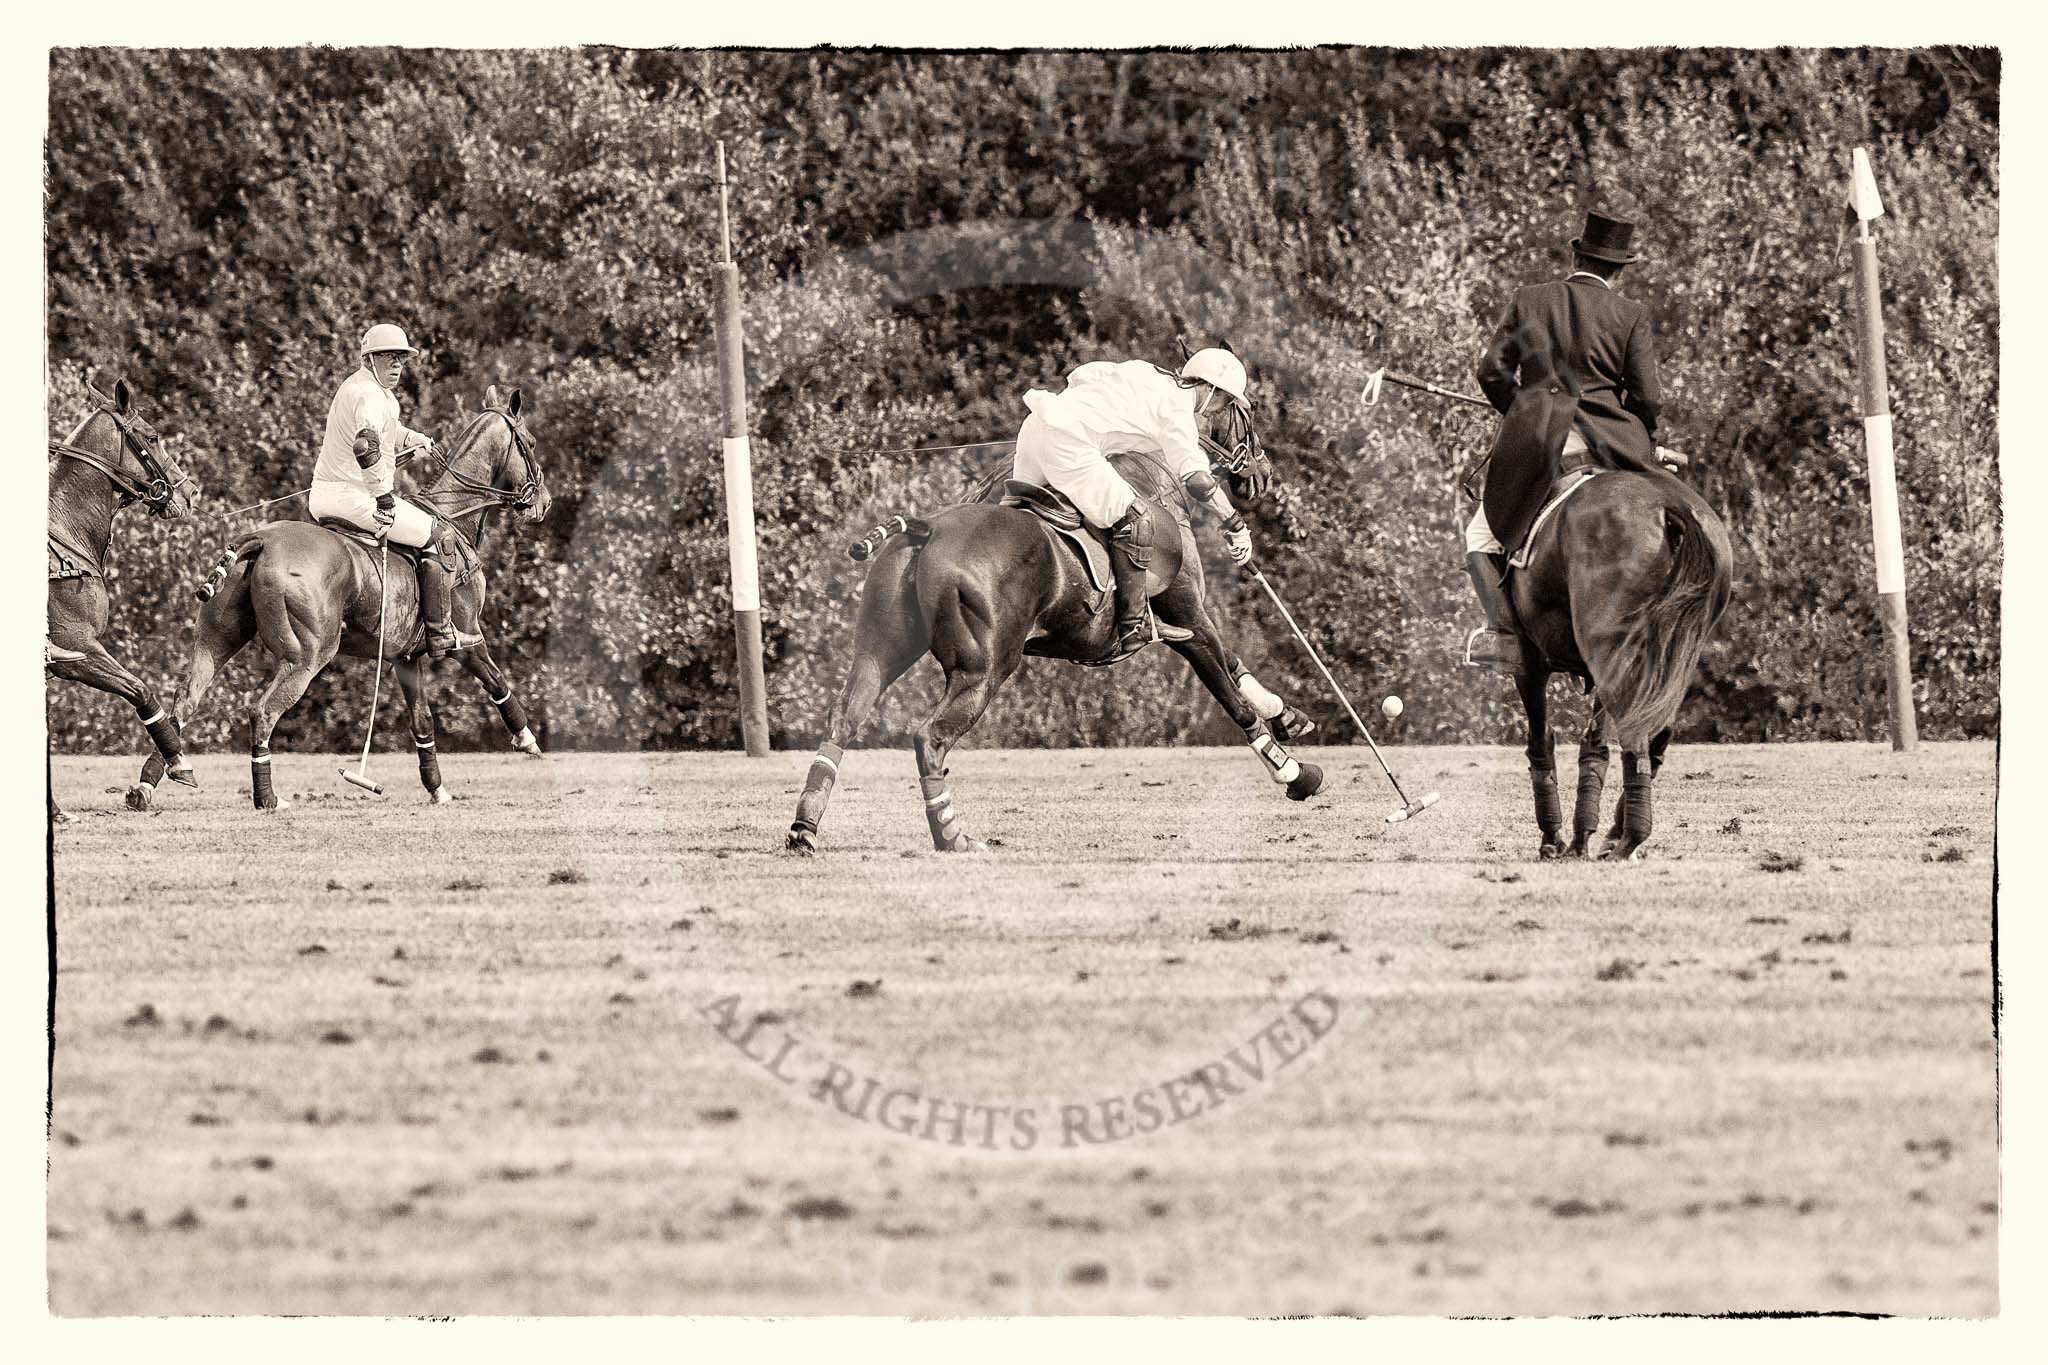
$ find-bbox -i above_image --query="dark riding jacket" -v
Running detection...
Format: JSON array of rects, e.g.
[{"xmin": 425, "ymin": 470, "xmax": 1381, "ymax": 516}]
[{"xmin": 1476, "ymin": 274, "xmax": 1663, "ymax": 553}]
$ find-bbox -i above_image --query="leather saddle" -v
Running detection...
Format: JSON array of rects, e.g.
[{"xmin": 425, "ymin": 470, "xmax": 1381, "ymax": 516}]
[
  {"xmin": 315, "ymin": 517, "xmax": 478, "ymax": 588},
  {"xmin": 317, "ymin": 517, "xmax": 423, "ymax": 563},
  {"xmin": 996, "ymin": 481, "xmax": 1114, "ymax": 596}
]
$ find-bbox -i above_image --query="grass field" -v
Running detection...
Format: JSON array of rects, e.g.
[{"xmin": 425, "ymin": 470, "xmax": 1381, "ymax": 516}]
[{"xmin": 47, "ymin": 741, "xmax": 1998, "ymax": 1316}]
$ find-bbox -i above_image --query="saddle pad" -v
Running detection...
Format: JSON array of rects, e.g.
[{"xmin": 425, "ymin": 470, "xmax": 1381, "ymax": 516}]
[
  {"xmin": 1509, "ymin": 471, "xmax": 1600, "ymax": 571},
  {"xmin": 48, "ymin": 535, "xmax": 98, "ymax": 581},
  {"xmin": 1049, "ymin": 523, "xmax": 1114, "ymax": 596}
]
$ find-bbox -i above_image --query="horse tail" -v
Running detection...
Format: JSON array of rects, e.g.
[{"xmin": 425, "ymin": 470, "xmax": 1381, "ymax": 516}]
[
  {"xmin": 848, "ymin": 515, "xmax": 931, "ymax": 562},
  {"xmin": 1600, "ymin": 499, "xmax": 1731, "ymax": 746},
  {"xmin": 194, "ymin": 539, "xmax": 260, "ymax": 602}
]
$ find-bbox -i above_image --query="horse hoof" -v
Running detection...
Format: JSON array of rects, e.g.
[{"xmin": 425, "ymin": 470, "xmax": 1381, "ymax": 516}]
[
  {"xmin": 124, "ymin": 785, "xmax": 154, "ymax": 812},
  {"xmin": 256, "ymin": 798, "xmax": 291, "ymax": 813},
  {"xmin": 428, "ymin": 787, "xmax": 451, "ymax": 806},
  {"xmin": 940, "ymin": 834, "xmax": 990, "ymax": 854},
  {"xmin": 1538, "ymin": 842, "xmax": 1564, "ymax": 860},
  {"xmin": 167, "ymin": 764, "xmax": 198, "ymax": 789},
  {"xmin": 513, "ymin": 728, "xmax": 543, "ymax": 757},
  {"xmin": 785, "ymin": 830, "xmax": 818, "ymax": 856},
  {"xmin": 52, "ymin": 810, "xmax": 80, "ymax": 827},
  {"xmin": 1284, "ymin": 762, "xmax": 1325, "ymax": 801}
]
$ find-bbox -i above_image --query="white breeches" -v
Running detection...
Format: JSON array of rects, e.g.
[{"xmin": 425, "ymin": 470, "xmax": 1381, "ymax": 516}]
[
  {"xmin": 1465, "ymin": 505, "xmax": 1504, "ymax": 555},
  {"xmin": 310, "ymin": 481, "xmax": 435, "ymax": 547},
  {"xmin": 1012, "ymin": 412, "xmax": 1138, "ymax": 530}
]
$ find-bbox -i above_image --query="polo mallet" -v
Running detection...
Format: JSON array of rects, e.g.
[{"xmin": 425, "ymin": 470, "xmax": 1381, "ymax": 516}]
[
  {"xmin": 1246, "ymin": 564, "xmax": 1439, "ymax": 824},
  {"xmin": 1361, "ymin": 368, "xmax": 1695, "ymax": 469},
  {"xmin": 340, "ymin": 538, "xmax": 391, "ymax": 795}
]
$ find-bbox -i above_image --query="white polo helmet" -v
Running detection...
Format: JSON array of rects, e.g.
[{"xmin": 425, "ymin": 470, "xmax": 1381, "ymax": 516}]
[
  {"xmin": 360, "ymin": 323, "xmax": 417, "ymax": 356},
  {"xmin": 1180, "ymin": 347, "xmax": 1251, "ymax": 411}
]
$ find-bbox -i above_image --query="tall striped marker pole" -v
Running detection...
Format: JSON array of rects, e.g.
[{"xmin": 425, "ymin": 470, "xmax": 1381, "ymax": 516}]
[
  {"xmin": 714, "ymin": 141, "xmax": 772, "ymax": 757},
  {"xmin": 1848, "ymin": 147, "xmax": 1917, "ymax": 752}
]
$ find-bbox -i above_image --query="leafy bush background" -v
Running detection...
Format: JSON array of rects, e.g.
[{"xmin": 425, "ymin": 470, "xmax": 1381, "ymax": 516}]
[{"xmin": 45, "ymin": 48, "xmax": 1999, "ymax": 754}]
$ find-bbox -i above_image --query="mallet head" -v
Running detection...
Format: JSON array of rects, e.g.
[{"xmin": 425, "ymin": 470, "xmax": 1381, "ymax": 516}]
[
  {"xmin": 1384, "ymin": 791, "xmax": 1441, "ymax": 825},
  {"xmin": 340, "ymin": 768, "xmax": 385, "ymax": 796}
]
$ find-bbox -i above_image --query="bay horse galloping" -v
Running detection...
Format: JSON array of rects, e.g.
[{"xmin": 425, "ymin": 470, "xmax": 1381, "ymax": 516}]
[
  {"xmin": 47, "ymin": 377, "xmax": 200, "ymax": 820},
  {"xmin": 789, "ymin": 447, "xmax": 1322, "ymax": 854},
  {"xmin": 1508, "ymin": 467, "xmax": 1731, "ymax": 859},
  {"xmin": 154, "ymin": 386, "xmax": 551, "ymax": 811}
]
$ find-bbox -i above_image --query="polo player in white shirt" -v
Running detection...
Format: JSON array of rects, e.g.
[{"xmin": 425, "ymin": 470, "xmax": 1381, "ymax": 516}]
[
  {"xmin": 308, "ymin": 324, "xmax": 478, "ymax": 657},
  {"xmin": 1012, "ymin": 347, "xmax": 1257, "ymax": 663}
]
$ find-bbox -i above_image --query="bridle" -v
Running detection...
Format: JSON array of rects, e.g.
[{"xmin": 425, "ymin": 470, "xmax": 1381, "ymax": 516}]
[
  {"xmin": 408, "ymin": 405, "xmax": 543, "ymax": 519},
  {"xmin": 1201, "ymin": 403, "xmax": 1271, "ymax": 501},
  {"xmin": 49, "ymin": 385, "xmax": 191, "ymax": 513}
]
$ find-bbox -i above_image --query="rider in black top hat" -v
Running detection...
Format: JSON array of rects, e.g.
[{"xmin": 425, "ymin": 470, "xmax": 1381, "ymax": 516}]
[{"xmin": 1463, "ymin": 209, "xmax": 1666, "ymax": 674}]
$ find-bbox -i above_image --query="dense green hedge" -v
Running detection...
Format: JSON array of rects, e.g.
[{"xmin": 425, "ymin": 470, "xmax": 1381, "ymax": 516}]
[{"xmin": 46, "ymin": 48, "xmax": 1998, "ymax": 754}]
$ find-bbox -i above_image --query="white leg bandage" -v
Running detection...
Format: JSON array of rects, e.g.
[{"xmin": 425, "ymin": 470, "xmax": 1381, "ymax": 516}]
[{"xmin": 1235, "ymin": 670, "xmax": 1285, "ymax": 721}]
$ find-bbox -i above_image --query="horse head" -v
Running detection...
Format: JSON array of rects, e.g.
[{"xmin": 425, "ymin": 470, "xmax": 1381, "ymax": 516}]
[
  {"xmin": 62, "ymin": 374, "xmax": 199, "ymax": 519},
  {"xmin": 1204, "ymin": 403, "xmax": 1273, "ymax": 504},
  {"xmin": 421, "ymin": 384, "xmax": 552, "ymax": 526}
]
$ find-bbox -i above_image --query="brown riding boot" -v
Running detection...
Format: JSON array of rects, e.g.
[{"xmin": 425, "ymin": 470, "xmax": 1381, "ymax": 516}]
[
  {"xmin": 1103, "ymin": 504, "xmax": 1192, "ymax": 663},
  {"xmin": 1464, "ymin": 551, "xmax": 1525, "ymax": 676},
  {"xmin": 419, "ymin": 559, "xmax": 481, "ymax": 659}
]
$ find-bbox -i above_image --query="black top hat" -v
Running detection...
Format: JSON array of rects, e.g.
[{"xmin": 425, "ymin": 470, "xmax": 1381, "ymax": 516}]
[{"xmin": 1571, "ymin": 211, "xmax": 1639, "ymax": 264}]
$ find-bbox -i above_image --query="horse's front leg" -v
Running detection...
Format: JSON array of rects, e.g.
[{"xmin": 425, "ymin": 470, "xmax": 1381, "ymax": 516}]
[
  {"xmin": 1512, "ymin": 666, "xmax": 1565, "ymax": 858},
  {"xmin": 394, "ymin": 658, "xmax": 450, "ymax": 805},
  {"xmin": 1161, "ymin": 595, "xmax": 1323, "ymax": 802},
  {"xmin": 457, "ymin": 641, "xmax": 541, "ymax": 757},
  {"xmin": 47, "ymin": 636, "xmax": 187, "ymax": 812},
  {"xmin": 1223, "ymin": 648, "xmax": 1317, "ymax": 743}
]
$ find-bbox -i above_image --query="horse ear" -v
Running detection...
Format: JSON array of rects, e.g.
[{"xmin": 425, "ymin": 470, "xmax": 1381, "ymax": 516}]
[
  {"xmin": 483, "ymin": 384, "xmax": 502, "ymax": 409},
  {"xmin": 114, "ymin": 378, "xmax": 134, "ymax": 414},
  {"xmin": 505, "ymin": 386, "xmax": 523, "ymax": 418},
  {"xmin": 1177, "ymin": 337, "xmax": 1194, "ymax": 363},
  {"xmin": 1218, "ymin": 338, "xmax": 1235, "ymax": 355}
]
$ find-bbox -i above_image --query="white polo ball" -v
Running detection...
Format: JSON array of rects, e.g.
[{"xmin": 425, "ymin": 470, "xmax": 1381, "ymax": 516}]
[{"xmin": 1381, "ymin": 695, "xmax": 1404, "ymax": 720}]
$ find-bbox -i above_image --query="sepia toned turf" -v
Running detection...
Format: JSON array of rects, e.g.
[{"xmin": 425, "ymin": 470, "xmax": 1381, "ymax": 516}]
[{"xmin": 47, "ymin": 742, "xmax": 1997, "ymax": 1316}]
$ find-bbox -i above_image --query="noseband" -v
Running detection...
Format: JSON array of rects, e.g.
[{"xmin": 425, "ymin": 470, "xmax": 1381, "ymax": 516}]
[{"xmin": 49, "ymin": 390, "xmax": 191, "ymax": 513}]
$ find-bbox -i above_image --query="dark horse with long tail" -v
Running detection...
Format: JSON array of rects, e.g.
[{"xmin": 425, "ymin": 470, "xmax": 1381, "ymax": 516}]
[
  {"xmin": 47, "ymin": 377, "xmax": 200, "ymax": 821},
  {"xmin": 151, "ymin": 385, "xmax": 551, "ymax": 811},
  {"xmin": 1506, "ymin": 467, "xmax": 1732, "ymax": 859},
  {"xmin": 789, "ymin": 446, "xmax": 1321, "ymax": 854}
]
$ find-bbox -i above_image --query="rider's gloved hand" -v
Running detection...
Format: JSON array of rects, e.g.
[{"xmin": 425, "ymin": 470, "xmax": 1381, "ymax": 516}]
[
  {"xmin": 1221, "ymin": 515, "xmax": 1253, "ymax": 566},
  {"xmin": 373, "ymin": 493, "xmax": 397, "ymax": 538}
]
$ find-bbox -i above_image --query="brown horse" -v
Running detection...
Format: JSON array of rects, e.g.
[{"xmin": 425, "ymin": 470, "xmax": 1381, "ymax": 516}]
[
  {"xmin": 788, "ymin": 447, "xmax": 1322, "ymax": 854},
  {"xmin": 1505, "ymin": 468, "xmax": 1732, "ymax": 860},
  {"xmin": 156, "ymin": 385, "xmax": 551, "ymax": 811},
  {"xmin": 47, "ymin": 377, "xmax": 200, "ymax": 821}
]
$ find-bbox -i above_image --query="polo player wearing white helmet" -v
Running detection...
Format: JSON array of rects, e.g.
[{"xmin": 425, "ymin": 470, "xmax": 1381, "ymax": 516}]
[
  {"xmin": 1011, "ymin": 346, "xmax": 1257, "ymax": 663},
  {"xmin": 307, "ymin": 324, "xmax": 477, "ymax": 657}
]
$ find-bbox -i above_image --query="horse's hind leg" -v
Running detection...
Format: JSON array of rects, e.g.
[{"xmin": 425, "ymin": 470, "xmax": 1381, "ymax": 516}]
[
  {"xmin": 1599, "ymin": 749, "xmax": 1658, "ymax": 861},
  {"xmin": 788, "ymin": 635, "xmax": 926, "ymax": 854},
  {"xmin": 458, "ymin": 643, "xmax": 540, "ymax": 756},
  {"xmin": 247, "ymin": 641, "xmax": 338, "ymax": 812},
  {"xmin": 912, "ymin": 662, "xmax": 1015, "ymax": 853},
  {"xmin": 1600, "ymin": 725, "xmax": 1669, "ymax": 860},
  {"xmin": 791, "ymin": 545, "xmax": 931, "ymax": 853},
  {"xmin": 395, "ymin": 659, "xmax": 450, "ymax": 805},
  {"xmin": 911, "ymin": 580, "xmax": 1021, "ymax": 853},
  {"xmin": 1570, "ymin": 705, "xmax": 1613, "ymax": 858},
  {"xmin": 1513, "ymin": 666, "xmax": 1565, "ymax": 858}
]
